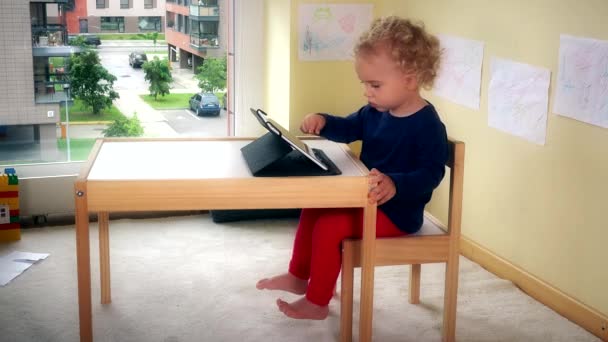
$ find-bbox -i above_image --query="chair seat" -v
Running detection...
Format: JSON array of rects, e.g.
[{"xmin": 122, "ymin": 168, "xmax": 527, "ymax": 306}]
[{"xmin": 344, "ymin": 214, "xmax": 450, "ymax": 267}]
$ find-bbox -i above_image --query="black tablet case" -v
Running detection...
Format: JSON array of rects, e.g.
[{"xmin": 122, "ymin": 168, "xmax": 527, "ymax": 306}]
[{"xmin": 241, "ymin": 132, "xmax": 341, "ymax": 177}]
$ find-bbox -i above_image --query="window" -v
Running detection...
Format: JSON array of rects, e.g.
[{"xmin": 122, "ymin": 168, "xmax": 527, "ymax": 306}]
[
  {"xmin": 2, "ymin": 0, "xmax": 237, "ymax": 169},
  {"xmin": 138, "ymin": 17, "xmax": 161, "ymax": 31},
  {"xmin": 192, "ymin": 21, "xmax": 218, "ymax": 35},
  {"xmin": 100, "ymin": 17, "xmax": 125, "ymax": 32},
  {"xmin": 144, "ymin": 0, "xmax": 154, "ymax": 9},
  {"xmin": 166, "ymin": 11, "xmax": 175, "ymax": 28},
  {"xmin": 120, "ymin": 0, "xmax": 130, "ymax": 9}
]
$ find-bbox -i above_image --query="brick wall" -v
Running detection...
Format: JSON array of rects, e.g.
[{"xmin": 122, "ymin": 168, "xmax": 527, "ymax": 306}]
[
  {"xmin": 0, "ymin": 0, "xmax": 60, "ymax": 126},
  {"xmin": 66, "ymin": 0, "xmax": 88, "ymax": 34}
]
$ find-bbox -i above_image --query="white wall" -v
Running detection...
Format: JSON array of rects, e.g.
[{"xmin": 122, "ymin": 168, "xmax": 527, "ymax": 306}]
[{"xmin": 233, "ymin": 0, "xmax": 265, "ymax": 136}]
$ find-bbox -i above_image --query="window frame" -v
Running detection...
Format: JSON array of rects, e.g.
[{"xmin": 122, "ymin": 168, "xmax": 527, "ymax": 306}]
[{"xmin": 100, "ymin": 17, "xmax": 125, "ymax": 32}]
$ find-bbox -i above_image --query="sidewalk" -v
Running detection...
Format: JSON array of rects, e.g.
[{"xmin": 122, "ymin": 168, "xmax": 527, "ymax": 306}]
[
  {"xmin": 170, "ymin": 63, "xmax": 200, "ymax": 90},
  {"xmin": 114, "ymin": 89, "xmax": 178, "ymax": 138},
  {"xmin": 101, "ymin": 40, "xmax": 168, "ymax": 49}
]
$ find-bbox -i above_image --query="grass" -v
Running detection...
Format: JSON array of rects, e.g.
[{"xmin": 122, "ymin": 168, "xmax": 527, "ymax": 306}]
[
  {"xmin": 140, "ymin": 93, "xmax": 195, "ymax": 110},
  {"xmin": 57, "ymin": 138, "xmax": 97, "ymax": 161},
  {"xmin": 98, "ymin": 33, "xmax": 166, "ymax": 41},
  {"xmin": 60, "ymin": 99, "xmax": 125, "ymax": 122}
]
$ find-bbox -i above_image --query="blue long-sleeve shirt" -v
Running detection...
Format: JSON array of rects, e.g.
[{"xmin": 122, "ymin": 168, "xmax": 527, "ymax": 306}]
[{"xmin": 320, "ymin": 103, "xmax": 448, "ymax": 233}]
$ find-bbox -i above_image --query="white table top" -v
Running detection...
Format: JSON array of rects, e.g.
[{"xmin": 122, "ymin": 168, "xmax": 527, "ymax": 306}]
[{"xmin": 87, "ymin": 139, "xmax": 367, "ymax": 181}]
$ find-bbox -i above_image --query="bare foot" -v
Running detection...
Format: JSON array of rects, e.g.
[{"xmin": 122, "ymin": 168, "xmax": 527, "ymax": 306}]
[
  {"xmin": 276, "ymin": 297, "xmax": 329, "ymax": 320},
  {"xmin": 256, "ymin": 273, "xmax": 307, "ymax": 295}
]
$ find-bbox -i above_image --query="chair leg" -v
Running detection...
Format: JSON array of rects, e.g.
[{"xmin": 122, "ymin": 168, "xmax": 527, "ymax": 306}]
[
  {"xmin": 340, "ymin": 243, "xmax": 355, "ymax": 342},
  {"xmin": 442, "ymin": 257, "xmax": 460, "ymax": 342},
  {"xmin": 409, "ymin": 264, "xmax": 421, "ymax": 304}
]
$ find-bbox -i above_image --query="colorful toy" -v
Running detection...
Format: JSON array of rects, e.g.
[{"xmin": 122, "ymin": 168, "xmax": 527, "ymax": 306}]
[{"xmin": 0, "ymin": 168, "xmax": 20, "ymax": 242}]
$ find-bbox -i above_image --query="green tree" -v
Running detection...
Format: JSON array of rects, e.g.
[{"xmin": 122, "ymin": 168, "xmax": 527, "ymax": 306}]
[
  {"xmin": 69, "ymin": 50, "xmax": 119, "ymax": 115},
  {"xmin": 195, "ymin": 57, "xmax": 227, "ymax": 93},
  {"xmin": 143, "ymin": 57, "xmax": 173, "ymax": 100}
]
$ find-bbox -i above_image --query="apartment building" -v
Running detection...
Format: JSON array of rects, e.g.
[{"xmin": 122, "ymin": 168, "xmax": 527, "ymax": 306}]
[
  {"xmin": 165, "ymin": 0, "xmax": 226, "ymax": 70},
  {"xmin": 85, "ymin": 0, "xmax": 165, "ymax": 34},
  {"xmin": 0, "ymin": 0, "xmax": 80, "ymax": 163}
]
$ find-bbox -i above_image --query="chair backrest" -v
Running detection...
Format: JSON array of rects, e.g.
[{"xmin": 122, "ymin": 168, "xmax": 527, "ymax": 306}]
[{"xmin": 446, "ymin": 139, "xmax": 465, "ymax": 238}]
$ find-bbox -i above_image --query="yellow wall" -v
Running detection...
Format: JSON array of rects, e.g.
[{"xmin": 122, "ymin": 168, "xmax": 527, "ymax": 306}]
[
  {"xmin": 376, "ymin": 0, "xmax": 608, "ymax": 315},
  {"xmin": 268, "ymin": 0, "xmax": 607, "ymax": 318}
]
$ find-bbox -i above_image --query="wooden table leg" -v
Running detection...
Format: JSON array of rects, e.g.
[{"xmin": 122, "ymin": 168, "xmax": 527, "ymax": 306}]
[
  {"xmin": 98, "ymin": 212, "xmax": 111, "ymax": 304},
  {"xmin": 75, "ymin": 182, "xmax": 92, "ymax": 342},
  {"xmin": 359, "ymin": 203, "xmax": 376, "ymax": 342}
]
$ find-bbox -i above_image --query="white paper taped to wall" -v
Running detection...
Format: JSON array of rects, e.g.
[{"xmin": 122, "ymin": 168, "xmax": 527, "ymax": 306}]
[
  {"xmin": 553, "ymin": 34, "xmax": 608, "ymax": 128},
  {"xmin": 298, "ymin": 4, "xmax": 373, "ymax": 61},
  {"xmin": 488, "ymin": 57, "xmax": 551, "ymax": 145},
  {"xmin": 433, "ymin": 35, "xmax": 484, "ymax": 110}
]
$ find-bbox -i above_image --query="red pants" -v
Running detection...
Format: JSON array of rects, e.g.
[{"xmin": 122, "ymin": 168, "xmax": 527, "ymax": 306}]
[{"xmin": 288, "ymin": 208, "xmax": 406, "ymax": 306}]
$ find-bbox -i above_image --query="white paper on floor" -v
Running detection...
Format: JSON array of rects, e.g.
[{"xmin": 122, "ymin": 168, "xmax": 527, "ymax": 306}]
[{"xmin": 0, "ymin": 251, "xmax": 49, "ymax": 286}]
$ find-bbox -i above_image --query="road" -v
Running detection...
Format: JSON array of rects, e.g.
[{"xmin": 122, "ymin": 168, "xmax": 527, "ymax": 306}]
[{"xmin": 160, "ymin": 109, "xmax": 228, "ymax": 136}]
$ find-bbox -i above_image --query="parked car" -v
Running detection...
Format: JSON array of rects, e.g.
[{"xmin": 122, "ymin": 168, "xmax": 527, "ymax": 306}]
[
  {"xmin": 189, "ymin": 93, "xmax": 221, "ymax": 116},
  {"xmin": 129, "ymin": 52, "xmax": 148, "ymax": 68},
  {"xmin": 68, "ymin": 34, "xmax": 101, "ymax": 47}
]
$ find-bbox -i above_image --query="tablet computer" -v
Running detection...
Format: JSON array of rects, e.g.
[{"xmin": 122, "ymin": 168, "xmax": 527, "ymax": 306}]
[{"xmin": 250, "ymin": 108, "xmax": 329, "ymax": 171}]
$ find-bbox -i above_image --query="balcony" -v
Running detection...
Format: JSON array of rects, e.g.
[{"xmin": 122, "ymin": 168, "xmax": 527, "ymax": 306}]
[
  {"xmin": 32, "ymin": 24, "xmax": 67, "ymax": 47},
  {"xmin": 31, "ymin": 24, "xmax": 81, "ymax": 57},
  {"xmin": 189, "ymin": 3, "xmax": 219, "ymax": 19},
  {"xmin": 34, "ymin": 83, "xmax": 70, "ymax": 104},
  {"xmin": 190, "ymin": 33, "xmax": 219, "ymax": 50},
  {"xmin": 33, "ymin": 57, "xmax": 71, "ymax": 104}
]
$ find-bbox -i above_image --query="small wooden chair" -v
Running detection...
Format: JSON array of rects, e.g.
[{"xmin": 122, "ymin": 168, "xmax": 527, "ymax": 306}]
[{"xmin": 340, "ymin": 139, "xmax": 464, "ymax": 342}]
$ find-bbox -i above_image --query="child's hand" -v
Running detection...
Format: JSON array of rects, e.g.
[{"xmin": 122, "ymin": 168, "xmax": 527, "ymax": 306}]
[
  {"xmin": 300, "ymin": 113, "xmax": 326, "ymax": 135},
  {"xmin": 368, "ymin": 168, "xmax": 396, "ymax": 205}
]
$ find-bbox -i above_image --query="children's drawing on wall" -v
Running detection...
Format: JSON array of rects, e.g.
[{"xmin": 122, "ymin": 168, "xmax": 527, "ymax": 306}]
[
  {"xmin": 488, "ymin": 57, "xmax": 551, "ymax": 145},
  {"xmin": 553, "ymin": 35, "xmax": 608, "ymax": 128},
  {"xmin": 298, "ymin": 4, "xmax": 372, "ymax": 61},
  {"xmin": 433, "ymin": 35, "xmax": 484, "ymax": 109}
]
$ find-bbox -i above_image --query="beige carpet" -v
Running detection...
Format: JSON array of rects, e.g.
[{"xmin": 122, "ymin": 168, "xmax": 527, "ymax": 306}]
[{"xmin": 0, "ymin": 214, "xmax": 599, "ymax": 342}]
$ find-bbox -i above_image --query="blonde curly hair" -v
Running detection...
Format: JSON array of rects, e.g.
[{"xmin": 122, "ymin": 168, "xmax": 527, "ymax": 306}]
[{"xmin": 354, "ymin": 16, "xmax": 441, "ymax": 90}]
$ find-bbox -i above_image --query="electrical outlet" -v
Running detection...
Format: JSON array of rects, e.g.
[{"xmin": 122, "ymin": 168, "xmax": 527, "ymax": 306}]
[{"xmin": 47, "ymin": 110, "xmax": 54, "ymax": 118}]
